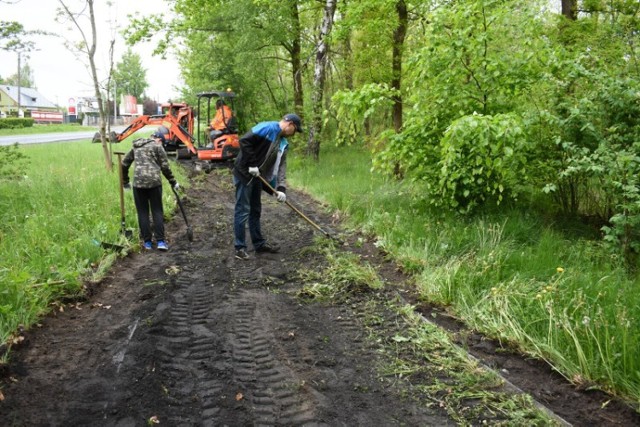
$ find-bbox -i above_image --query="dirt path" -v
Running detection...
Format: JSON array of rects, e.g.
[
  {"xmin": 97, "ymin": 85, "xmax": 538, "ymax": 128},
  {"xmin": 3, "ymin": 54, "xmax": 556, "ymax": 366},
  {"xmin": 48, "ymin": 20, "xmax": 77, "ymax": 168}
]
[{"xmin": 0, "ymin": 166, "xmax": 638, "ymax": 426}]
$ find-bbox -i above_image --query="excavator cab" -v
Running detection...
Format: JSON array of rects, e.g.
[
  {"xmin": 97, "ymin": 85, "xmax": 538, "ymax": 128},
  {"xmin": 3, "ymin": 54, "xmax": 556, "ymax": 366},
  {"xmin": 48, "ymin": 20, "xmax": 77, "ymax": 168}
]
[{"xmin": 195, "ymin": 90, "xmax": 240, "ymax": 161}]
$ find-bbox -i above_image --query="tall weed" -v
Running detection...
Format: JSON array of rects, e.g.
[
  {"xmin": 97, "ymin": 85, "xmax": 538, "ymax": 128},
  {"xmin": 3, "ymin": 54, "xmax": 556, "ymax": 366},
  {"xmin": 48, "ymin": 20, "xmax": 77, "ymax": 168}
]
[
  {"xmin": 0, "ymin": 139, "xmax": 186, "ymax": 344},
  {"xmin": 289, "ymin": 144, "xmax": 640, "ymax": 405}
]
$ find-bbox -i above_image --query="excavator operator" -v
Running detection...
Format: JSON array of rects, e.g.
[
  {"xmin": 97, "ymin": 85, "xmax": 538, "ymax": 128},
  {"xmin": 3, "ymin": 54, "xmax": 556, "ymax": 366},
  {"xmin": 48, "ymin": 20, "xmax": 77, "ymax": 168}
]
[{"xmin": 209, "ymin": 99, "xmax": 234, "ymax": 141}]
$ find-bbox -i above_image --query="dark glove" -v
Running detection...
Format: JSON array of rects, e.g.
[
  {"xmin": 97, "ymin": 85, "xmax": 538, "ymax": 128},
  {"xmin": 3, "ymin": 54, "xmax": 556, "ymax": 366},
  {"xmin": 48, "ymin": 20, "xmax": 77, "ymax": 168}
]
[{"xmin": 123, "ymin": 183, "xmax": 131, "ymax": 190}]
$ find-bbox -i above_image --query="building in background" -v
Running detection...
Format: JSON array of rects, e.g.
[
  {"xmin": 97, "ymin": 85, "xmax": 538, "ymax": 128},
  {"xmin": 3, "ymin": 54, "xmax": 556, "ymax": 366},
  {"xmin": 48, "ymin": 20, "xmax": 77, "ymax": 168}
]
[
  {"xmin": 0, "ymin": 85, "xmax": 57, "ymax": 115},
  {"xmin": 0, "ymin": 85, "xmax": 62, "ymax": 122}
]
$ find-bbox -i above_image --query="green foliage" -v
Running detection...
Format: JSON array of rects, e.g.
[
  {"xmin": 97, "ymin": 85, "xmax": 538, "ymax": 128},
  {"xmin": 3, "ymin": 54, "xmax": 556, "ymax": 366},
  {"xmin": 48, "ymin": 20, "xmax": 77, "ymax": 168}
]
[
  {"xmin": 113, "ymin": 48, "xmax": 149, "ymax": 100},
  {"xmin": 0, "ymin": 123, "xmax": 86, "ymax": 136},
  {"xmin": 289, "ymin": 143, "xmax": 640, "ymax": 405},
  {"xmin": 333, "ymin": 0, "xmax": 396, "ymax": 86},
  {"xmin": 125, "ymin": 0, "xmax": 318, "ymax": 125},
  {"xmin": 3, "ymin": 62, "xmax": 35, "ymax": 87},
  {"xmin": 0, "ymin": 118, "xmax": 34, "ymax": 129},
  {"xmin": 374, "ymin": 0, "xmax": 545, "ymax": 187},
  {"xmin": 330, "ymin": 83, "xmax": 397, "ymax": 146},
  {"xmin": 297, "ymin": 241, "xmax": 383, "ymax": 302},
  {"xmin": 436, "ymin": 113, "xmax": 528, "ymax": 213},
  {"xmin": 0, "ymin": 20, "xmax": 26, "ymax": 50},
  {"xmin": 0, "ymin": 143, "xmax": 28, "ymax": 181},
  {"xmin": 523, "ymin": 12, "xmax": 640, "ymax": 262}
]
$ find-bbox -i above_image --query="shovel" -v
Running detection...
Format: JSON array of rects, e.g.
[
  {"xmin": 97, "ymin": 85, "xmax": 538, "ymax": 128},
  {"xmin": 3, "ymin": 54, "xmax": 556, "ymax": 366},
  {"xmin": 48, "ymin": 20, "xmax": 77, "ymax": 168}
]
[
  {"xmin": 172, "ymin": 186, "xmax": 194, "ymax": 242},
  {"xmin": 255, "ymin": 174, "xmax": 342, "ymax": 244},
  {"xmin": 92, "ymin": 152, "xmax": 131, "ymax": 253},
  {"xmin": 114, "ymin": 151, "xmax": 134, "ymax": 239}
]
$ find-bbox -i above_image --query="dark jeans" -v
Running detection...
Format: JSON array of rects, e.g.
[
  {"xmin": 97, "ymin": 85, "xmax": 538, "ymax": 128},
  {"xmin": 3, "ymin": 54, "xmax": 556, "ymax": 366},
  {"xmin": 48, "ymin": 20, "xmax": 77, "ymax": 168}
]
[
  {"xmin": 233, "ymin": 176, "xmax": 265, "ymax": 250},
  {"xmin": 133, "ymin": 185, "xmax": 165, "ymax": 242}
]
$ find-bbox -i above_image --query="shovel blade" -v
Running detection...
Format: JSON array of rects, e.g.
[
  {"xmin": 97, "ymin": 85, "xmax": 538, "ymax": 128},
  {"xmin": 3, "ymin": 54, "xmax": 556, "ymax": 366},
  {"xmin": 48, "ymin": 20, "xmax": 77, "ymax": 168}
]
[{"xmin": 100, "ymin": 241, "xmax": 126, "ymax": 252}]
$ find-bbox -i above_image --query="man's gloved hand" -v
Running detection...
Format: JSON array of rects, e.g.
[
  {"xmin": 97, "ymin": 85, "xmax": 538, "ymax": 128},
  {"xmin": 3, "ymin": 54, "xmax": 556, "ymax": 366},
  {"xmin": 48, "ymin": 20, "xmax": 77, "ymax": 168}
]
[
  {"xmin": 173, "ymin": 182, "xmax": 181, "ymax": 192},
  {"xmin": 275, "ymin": 191, "xmax": 286, "ymax": 203},
  {"xmin": 123, "ymin": 183, "xmax": 131, "ymax": 190},
  {"xmin": 248, "ymin": 167, "xmax": 260, "ymax": 177}
]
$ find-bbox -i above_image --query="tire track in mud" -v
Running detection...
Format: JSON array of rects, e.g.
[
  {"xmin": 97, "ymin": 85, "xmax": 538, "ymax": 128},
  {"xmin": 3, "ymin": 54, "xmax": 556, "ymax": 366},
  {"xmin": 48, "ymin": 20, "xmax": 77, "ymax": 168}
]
[
  {"xmin": 0, "ymin": 167, "xmax": 459, "ymax": 426},
  {"xmin": 124, "ymin": 169, "xmax": 455, "ymax": 426},
  {"xmin": 155, "ymin": 273, "xmax": 224, "ymax": 426},
  {"xmin": 229, "ymin": 289, "xmax": 319, "ymax": 425}
]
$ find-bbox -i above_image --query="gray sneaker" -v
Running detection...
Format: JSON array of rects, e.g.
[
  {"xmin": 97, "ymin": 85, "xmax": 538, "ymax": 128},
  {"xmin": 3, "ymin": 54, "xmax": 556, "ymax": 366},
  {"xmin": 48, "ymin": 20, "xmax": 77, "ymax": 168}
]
[
  {"xmin": 255, "ymin": 242, "xmax": 280, "ymax": 253},
  {"xmin": 235, "ymin": 248, "xmax": 250, "ymax": 260}
]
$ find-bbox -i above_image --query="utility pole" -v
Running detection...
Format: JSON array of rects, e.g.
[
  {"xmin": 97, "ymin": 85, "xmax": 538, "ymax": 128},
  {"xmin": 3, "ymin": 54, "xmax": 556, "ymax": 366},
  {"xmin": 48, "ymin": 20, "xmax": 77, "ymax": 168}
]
[
  {"xmin": 113, "ymin": 79, "xmax": 117, "ymax": 122},
  {"xmin": 17, "ymin": 51, "xmax": 22, "ymax": 116}
]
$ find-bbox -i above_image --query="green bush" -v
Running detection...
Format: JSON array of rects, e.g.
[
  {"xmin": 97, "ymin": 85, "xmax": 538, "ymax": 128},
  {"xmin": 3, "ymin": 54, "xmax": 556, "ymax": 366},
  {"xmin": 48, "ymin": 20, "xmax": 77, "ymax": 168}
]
[
  {"xmin": 0, "ymin": 118, "xmax": 35, "ymax": 129},
  {"xmin": 436, "ymin": 113, "xmax": 528, "ymax": 213}
]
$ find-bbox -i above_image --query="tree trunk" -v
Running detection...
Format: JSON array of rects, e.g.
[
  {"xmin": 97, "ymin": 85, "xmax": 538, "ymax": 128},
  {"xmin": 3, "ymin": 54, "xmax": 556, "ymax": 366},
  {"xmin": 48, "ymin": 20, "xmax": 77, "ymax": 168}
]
[
  {"xmin": 290, "ymin": 0, "xmax": 304, "ymax": 118},
  {"xmin": 391, "ymin": 0, "xmax": 407, "ymax": 133},
  {"xmin": 307, "ymin": 0, "xmax": 338, "ymax": 161},
  {"xmin": 58, "ymin": 0, "xmax": 111, "ymax": 172},
  {"xmin": 343, "ymin": 0, "xmax": 354, "ymax": 91},
  {"xmin": 561, "ymin": 0, "xmax": 577, "ymax": 20}
]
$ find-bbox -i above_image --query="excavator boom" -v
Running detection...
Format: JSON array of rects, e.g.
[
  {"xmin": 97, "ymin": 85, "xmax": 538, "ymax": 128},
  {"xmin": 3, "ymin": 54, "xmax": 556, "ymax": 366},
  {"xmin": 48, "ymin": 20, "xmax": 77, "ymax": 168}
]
[
  {"xmin": 107, "ymin": 104, "xmax": 198, "ymax": 154},
  {"xmin": 96, "ymin": 99, "xmax": 239, "ymax": 162}
]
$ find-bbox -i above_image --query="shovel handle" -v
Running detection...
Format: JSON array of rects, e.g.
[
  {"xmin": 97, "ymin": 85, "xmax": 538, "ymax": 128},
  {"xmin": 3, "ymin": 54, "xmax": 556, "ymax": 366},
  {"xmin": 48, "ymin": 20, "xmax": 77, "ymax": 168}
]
[
  {"xmin": 114, "ymin": 152, "xmax": 126, "ymax": 223},
  {"xmin": 255, "ymin": 174, "xmax": 337, "ymax": 241}
]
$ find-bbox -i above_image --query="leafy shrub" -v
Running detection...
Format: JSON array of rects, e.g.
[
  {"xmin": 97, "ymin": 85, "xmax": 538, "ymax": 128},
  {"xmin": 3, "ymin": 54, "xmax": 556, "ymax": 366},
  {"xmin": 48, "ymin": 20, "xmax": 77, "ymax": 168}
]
[
  {"xmin": 330, "ymin": 83, "xmax": 396, "ymax": 147},
  {"xmin": 0, "ymin": 118, "xmax": 34, "ymax": 129},
  {"xmin": 436, "ymin": 113, "xmax": 528, "ymax": 213}
]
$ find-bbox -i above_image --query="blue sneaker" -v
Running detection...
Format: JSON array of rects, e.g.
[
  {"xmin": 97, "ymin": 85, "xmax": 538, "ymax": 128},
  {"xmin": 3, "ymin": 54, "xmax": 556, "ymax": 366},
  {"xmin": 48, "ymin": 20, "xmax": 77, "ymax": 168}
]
[
  {"xmin": 157, "ymin": 240, "xmax": 169, "ymax": 251},
  {"xmin": 143, "ymin": 241, "xmax": 153, "ymax": 250}
]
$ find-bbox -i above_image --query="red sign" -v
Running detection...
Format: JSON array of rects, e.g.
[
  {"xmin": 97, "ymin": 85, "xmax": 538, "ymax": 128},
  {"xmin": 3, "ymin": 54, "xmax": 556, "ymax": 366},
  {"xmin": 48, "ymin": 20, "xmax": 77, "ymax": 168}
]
[
  {"xmin": 123, "ymin": 95, "xmax": 138, "ymax": 115},
  {"xmin": 68, "ymin": 98, "xmax": 76, "ymax": 115}
]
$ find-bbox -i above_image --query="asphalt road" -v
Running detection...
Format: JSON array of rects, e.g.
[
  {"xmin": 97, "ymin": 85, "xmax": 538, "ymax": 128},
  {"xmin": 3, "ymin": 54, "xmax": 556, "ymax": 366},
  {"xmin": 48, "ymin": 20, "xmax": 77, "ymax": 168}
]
[{"xmin": 0, "ymin": 127, "xmax": 127, "ymax": 146}]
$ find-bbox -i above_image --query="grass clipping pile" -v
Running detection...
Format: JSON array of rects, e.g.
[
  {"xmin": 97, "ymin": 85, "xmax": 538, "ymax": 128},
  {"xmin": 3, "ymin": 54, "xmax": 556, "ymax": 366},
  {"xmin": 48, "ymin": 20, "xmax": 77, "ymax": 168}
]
[{"xmin": 0, "ymin": 166, "xmax": 636, "ymax": 426}]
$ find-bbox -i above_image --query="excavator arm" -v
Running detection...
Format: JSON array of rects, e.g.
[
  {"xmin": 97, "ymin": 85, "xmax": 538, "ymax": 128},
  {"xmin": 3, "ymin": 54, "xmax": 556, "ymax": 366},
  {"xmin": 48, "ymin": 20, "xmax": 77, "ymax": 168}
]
[
  {"xmin": 113, "ymin": 115, "xmax": 157, "ymax": 142},
  {"xmin": 160, "ymin": 118, "xmax": 197, "ymax": 154},
  {"xmin": 112, "ymin": 113, "xmax": 197, "ymax": 155}
]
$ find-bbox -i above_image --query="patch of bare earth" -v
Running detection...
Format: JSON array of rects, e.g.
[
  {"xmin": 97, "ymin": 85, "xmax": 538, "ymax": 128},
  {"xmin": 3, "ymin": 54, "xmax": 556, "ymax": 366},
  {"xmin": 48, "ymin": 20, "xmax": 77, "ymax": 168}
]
[{"xmin": 0, "ymin": 165, "xmax": 638, "ymax": 426}]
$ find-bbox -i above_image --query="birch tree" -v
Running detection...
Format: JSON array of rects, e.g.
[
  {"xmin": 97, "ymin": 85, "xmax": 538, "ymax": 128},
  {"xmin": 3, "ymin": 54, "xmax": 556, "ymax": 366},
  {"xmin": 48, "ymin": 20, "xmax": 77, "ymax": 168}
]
[{"xmin": 307, "ymin": 0, "xmax": 338, "ymax": 160}]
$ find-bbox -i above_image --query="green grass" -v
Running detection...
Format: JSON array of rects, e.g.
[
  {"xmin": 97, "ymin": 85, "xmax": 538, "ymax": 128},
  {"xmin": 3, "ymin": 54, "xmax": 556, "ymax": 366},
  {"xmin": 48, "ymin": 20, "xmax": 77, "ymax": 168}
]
[
  {"xmin": 288, "ymin": 144, "xmax": 640, "ymax": 408},
  {"xmin": 2, "ymin": 135, "xmax": 639, "ymax": 408},
  {"xmin": 0, "ymin": 136, "xmax": 187, "ymax": 345},
  {"xmin": 0, "ymin": 123, "xmax": 93, "ymax": 136},
  {"xmin": 296, "ymin": 239, "xmax": 383, "ymax": 302}
]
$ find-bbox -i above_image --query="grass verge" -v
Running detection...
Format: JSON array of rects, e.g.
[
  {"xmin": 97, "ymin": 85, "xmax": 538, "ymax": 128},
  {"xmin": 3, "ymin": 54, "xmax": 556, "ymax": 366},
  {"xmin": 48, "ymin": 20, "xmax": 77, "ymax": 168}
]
[
  {"xmin": 288, "ymin": 144, "xmax": 640, "ymax": 409},
  {"xmin": 0, "ymin": 123, "xmax": 93, "ymax": 136},
  {"xmin": 294, "ymin": 240, "xmax": 558, "ymax": 425},
  {"xmin": 0, "ymin": 137, "xmax": 187, "ymax": 349}
]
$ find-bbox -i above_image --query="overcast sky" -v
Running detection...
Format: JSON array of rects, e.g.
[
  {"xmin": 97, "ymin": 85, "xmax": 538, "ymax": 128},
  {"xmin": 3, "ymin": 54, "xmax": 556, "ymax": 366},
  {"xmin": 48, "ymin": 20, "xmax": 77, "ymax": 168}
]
[{"xmin": 0, "ymin": 0, "xmax": 181, "ymax": 108}]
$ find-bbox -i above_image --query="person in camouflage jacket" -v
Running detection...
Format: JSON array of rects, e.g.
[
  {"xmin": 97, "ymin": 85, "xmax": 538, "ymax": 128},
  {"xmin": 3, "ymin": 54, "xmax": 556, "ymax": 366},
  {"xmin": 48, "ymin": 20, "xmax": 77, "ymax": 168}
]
[{"xmin": 121, "ymin": 133, "xmax": 180, "ymax": 251}]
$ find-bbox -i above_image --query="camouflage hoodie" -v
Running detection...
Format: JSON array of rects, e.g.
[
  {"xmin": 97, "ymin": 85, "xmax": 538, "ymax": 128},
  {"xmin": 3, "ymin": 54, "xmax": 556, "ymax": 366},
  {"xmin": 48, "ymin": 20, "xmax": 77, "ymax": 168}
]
[{"xmin": 122, "ymin": 138, "xmax": 176, "ymax": 189}]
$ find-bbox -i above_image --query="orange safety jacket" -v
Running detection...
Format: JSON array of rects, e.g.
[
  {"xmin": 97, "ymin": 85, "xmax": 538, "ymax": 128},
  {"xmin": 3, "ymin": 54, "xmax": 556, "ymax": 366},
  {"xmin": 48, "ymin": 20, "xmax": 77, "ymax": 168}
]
[{"xmin": 210, "ymin": 105, "xmax": 233, "ymax": 131}]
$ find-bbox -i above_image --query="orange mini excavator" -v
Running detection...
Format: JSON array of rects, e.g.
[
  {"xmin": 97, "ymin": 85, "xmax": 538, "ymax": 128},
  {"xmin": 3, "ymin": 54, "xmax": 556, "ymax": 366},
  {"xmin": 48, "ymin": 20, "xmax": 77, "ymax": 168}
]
[{"xmin": 95, "ymin": 98, "xmax": 240, "ymax": 162}]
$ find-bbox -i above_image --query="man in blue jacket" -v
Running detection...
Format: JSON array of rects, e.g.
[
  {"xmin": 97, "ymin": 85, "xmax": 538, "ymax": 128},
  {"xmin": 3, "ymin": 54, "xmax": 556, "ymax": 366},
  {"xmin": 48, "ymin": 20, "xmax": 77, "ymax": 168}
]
[{"xmin": 232, "ymin": 113, "xmax": 303, "ymax": 260}]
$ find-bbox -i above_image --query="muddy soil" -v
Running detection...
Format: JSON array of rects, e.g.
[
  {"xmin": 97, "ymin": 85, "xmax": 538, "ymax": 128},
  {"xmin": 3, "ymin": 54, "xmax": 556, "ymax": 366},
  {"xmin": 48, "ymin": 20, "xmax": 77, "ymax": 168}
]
[{"xmin": 0, "ymin": 165, "xmax": 638, "ymax": 426}]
